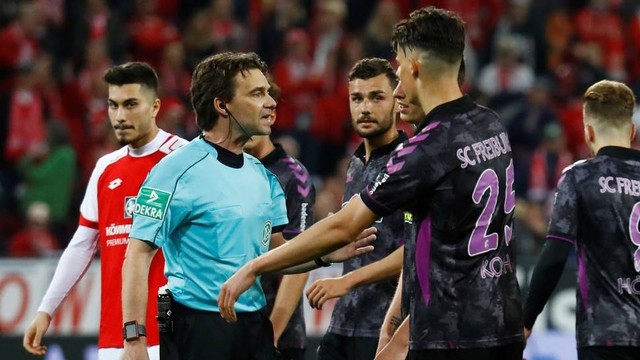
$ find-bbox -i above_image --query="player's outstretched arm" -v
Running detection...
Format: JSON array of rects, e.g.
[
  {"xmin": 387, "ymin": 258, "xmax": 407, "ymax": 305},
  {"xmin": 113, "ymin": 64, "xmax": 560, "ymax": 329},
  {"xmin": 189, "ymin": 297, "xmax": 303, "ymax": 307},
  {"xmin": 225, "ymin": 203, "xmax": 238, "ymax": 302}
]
[
  {"xmin": 377, "ymin": 271, "xmax": 404, "ymax": 354},
  {"xmin": 375, "ymin": 316, "xmax": 409, "ymax": 360},
  {"xmin": 121, "ymin": 238, "xmax": 158, "ymax": 360},
  {"xmin": 219, "ymin": 195, "xmax": 378, "ymax": 322},
  {"xmin": 306, "ymin": 245, "xmax": 403, "ymax": 309},
  {"xmin": 23, "ymin": 225, "xmax": 99, "ymax": 356}
]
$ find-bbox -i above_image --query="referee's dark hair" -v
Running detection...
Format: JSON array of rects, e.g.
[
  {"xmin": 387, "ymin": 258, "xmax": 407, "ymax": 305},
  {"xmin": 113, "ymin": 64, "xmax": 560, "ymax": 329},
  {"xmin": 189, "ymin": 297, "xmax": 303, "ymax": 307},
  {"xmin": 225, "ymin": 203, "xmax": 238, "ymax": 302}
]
[
  {"xmin": 191, "ymin": 52, "xmax": 269, "ymax": 131},
  {"xmin": 103, "ymin": 62, "xmax": 159, "ymax": 95},
  {"xmin": 348, "ymin": 58, "xmax": 398, "ymax": 89}
]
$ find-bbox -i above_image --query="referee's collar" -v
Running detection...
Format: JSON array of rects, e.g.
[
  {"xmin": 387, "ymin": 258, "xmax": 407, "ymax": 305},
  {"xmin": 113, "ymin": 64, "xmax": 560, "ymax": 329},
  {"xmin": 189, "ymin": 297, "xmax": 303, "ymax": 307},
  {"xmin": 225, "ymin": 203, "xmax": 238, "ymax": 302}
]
[
  {"xmin": 415, "ymin": 95, "xmax": 475, "ymax": 133},
  {"xmin": 199, "ymin": 135, "xmax": 244, "ymax": 168}
]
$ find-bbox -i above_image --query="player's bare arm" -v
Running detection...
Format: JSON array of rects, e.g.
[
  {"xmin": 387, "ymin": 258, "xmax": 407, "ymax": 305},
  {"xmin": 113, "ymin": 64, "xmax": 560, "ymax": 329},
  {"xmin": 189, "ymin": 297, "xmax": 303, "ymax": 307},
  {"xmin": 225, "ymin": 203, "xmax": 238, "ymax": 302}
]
[
  {"xmin": 306, "ymin": 245, "xmax": 403, "ymax": 309},
  {"xmin": 219, "ymin": 196, "xmax": 378, "ymax": 322},
  {"xmin": 121, "ymin": 238, "xmax": 158, "ymax": 359}
]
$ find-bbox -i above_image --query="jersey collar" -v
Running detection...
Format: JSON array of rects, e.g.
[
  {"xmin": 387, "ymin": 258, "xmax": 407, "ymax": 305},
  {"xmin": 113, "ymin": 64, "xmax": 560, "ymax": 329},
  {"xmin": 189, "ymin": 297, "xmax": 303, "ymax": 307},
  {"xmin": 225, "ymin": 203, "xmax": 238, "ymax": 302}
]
[
  {"xmin": 354, "ymin": 130, "xmax": 408, "ymax": 162},
  {"xmin": 260, "ymin": 143, "xmax": 287, "ymax": 166},
  {"xmin": 597, "ymin": 146, "xmax": 640, "ymax": 161},
  {"xmin": 128, "ymin": 130, "xmax": 169, "ymax": 157},
  {"xmin": 415, "ymin": 95, "xmax": 476, "ymax": 133}
]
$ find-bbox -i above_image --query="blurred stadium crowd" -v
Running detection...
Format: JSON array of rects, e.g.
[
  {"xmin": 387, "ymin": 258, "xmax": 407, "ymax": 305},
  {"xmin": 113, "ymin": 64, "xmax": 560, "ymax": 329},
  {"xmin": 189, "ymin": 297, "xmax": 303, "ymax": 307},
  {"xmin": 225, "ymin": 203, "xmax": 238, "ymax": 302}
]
[{"xmin": 1, "ymin": 0, "xmax": 639, "ymax": 257}]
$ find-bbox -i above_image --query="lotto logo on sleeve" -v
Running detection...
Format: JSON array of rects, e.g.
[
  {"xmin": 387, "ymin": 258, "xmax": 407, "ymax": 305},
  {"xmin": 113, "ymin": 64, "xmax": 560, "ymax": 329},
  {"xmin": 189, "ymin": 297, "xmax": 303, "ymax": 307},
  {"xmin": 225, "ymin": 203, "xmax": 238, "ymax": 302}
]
[{"xmin": 134, "ymin": 187, "xmax": 172, "ymax": 221}]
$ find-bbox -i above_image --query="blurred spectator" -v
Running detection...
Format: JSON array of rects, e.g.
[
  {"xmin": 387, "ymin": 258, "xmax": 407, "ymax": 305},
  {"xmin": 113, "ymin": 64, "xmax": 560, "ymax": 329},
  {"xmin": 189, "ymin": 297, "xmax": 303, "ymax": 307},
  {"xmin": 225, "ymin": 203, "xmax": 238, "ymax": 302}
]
[
  {"xmin": 157, "ymin": 41, "xmax": 191, "ymax": 99},
  {"xmin": 363, "ymin": 1, "xmax": 400, "ymax": 60},
  {"xmin": 272, "ymin": 28, "xmax": 323, "ymax": 135},
  {"xmin": 256, "ymin": 0, "xmax": 308, "ymax": 65},
  {"xmin": 206, "ymin": 0, "xmax": 245, "ymax": 51},
  {"xmin": 493, "ymin": 0, "xmax": 543, "ymax": 72},
  {"xmin": 9, "ymin": 201, "xmax": 59, "ymax": 257},
  {"xmin": 478, "ymin": 35, "xmax": 535, "ymax": 98},
  {"xmin": 314, "ymin": 155, "xmax": 349, "ymax": 220},
  {"xmin": 16, "ymin": 120, "xmax": 76, "ymax": 243},
  {"xmin": 527, "ymin": 122, "xmax": 573, "ymax": 204},
  {"xmin": 128, "ymin": 0, "xmax": 179, "ymax": 67},
  {"xmin": 157, "ymin": 96, "xmax": 194, "ymax": 139},
  {"xmin": 545, "ymin": 5, "xmax": 573, "ymax": 74},
  {"xmin": 3, "ymin": 62, "xmax": 47, "ymax": 164},
  {"xmin": 504, "ymin": 79, "xmax": 558, "ymax": 195},
  {"xmin": 182, "ymin": 9, "xmax": 216, "ymax": 68},
  {"xmin": 67, "ymin": 0, "xmax": 128, "ymax": 67},
  {"xmin": 0, "ymin": 0, "xmax": 46, "ymax": 93},
  {"xmin": 573, "ymin": 0, "xmax": 625, "ymax": 80}
]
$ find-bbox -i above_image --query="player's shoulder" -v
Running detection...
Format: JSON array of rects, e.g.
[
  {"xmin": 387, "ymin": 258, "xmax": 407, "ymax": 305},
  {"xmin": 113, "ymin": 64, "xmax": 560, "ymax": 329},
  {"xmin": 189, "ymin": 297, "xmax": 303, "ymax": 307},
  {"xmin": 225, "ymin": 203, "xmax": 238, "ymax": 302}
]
[
  {"xmin": 93, "ymin": 146, "xmax": 128, "ymax": 174},
  {"xmin": 561, "ymin": 159, "xmax": 589, "ymax": 175},
  {"xmin": 159, "ymin": 134, "xmax": 189, "ymax": 154}
]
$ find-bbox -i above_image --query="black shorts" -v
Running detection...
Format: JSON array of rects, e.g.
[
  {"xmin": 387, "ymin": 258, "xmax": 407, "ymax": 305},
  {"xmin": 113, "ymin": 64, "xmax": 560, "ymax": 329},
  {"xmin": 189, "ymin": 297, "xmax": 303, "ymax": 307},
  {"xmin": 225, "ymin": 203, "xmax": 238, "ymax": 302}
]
[
  {"xmin": 407, "ymin": 342, "xmax": 523, "ymax": 360},
  {"xmin": 316, "ymin": 333, "xmax": 379, "ymax": 360},
  {"xmin": 161, "ymin": 299, "xmax": 276, "ymax": 360},
  {"xmin": 578, "ymin": 346, "xmax": 640, "ymax": 360}
]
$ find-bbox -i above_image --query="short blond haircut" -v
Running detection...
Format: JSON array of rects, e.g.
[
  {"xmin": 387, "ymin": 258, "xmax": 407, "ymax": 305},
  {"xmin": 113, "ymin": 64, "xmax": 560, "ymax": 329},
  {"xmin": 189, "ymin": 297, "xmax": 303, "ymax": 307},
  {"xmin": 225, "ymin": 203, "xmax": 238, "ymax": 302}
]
[{"xmin": 584, "ymin": 80, "xmax": 635, "ymax": 129}]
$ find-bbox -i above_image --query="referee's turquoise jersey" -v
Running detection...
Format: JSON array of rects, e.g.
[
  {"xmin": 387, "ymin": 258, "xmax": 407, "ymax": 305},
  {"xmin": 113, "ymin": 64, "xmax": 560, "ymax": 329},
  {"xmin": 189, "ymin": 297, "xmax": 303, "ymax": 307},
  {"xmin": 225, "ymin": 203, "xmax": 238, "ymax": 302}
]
[{"xmin": 130, "ymin": 137, "xmax": 288, "ymax": 313}]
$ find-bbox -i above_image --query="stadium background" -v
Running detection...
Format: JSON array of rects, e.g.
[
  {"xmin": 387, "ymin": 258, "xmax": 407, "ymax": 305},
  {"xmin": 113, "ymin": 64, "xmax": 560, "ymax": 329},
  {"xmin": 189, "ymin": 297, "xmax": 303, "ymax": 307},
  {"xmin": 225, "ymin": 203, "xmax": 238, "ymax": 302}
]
[{"xmin": 2, "ymin": 0, "xmax": 639, "ymax": 359}]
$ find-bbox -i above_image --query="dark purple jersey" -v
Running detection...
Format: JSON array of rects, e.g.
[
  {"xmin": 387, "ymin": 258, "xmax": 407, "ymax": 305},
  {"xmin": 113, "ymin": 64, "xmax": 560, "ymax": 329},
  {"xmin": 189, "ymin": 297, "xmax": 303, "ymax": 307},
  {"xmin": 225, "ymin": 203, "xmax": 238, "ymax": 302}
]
[
  {"xmin": 361, "ymin": 96, "xmax": 523, "ymax": 350},
  {"xmin": 328, "ymin": 132, "xmax": 408, "ymax": 338},
  {"xmin": 547, "ymin": 146, "xmax": 640, "ymax": 347},
  {"xmin": 258, "ymin": 144, "xmax": 315, "ymax": 349}
]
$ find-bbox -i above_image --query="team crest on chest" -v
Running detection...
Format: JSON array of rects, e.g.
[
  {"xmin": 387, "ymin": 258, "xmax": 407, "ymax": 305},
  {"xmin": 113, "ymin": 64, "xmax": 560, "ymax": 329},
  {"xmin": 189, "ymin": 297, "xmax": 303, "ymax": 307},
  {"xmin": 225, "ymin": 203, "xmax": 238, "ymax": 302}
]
[
  {"xmin": 124, "ymin": 196, "xmax": 136, "ymax": 218},
  {"xmin": 262, "ymin": 221, "xmax": 272, "ymax": 247}
]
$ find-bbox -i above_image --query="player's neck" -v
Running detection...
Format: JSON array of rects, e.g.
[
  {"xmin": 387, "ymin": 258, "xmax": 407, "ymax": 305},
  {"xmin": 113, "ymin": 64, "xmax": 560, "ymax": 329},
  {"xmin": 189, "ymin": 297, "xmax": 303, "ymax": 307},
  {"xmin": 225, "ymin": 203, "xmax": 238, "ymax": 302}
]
[
  {"xmin": 129, "ymin": 126, "xmax": 160, "ymax": 149},
  {"xmin": 591, "ymin": 137, "xmax": 631, "ymax": 155},
  {"xmin": 364, "ymin": 127, "xmax": 398, "ymax": 162},
  {"xmin": 418, "ymin": 79, "xmax": 463, "ymax": 118},
  {"xmin": 204, "ymin": 120, "xmax": 247, "ymax": 154}
]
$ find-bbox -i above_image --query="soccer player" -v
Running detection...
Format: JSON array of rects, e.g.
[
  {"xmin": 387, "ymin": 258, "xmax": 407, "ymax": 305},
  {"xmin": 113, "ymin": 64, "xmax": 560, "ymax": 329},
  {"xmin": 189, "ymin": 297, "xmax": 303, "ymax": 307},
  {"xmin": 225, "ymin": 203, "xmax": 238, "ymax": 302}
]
[
  {"xmin": 305, "ymin": 58, "xmax": 407, "ymax": 360},
  {"xmin": 22, "ymin": 62, "xmax": 186, "ymax": 360},
  {"xmin": 523, "ymin": 80, "xmax": 640, "ymax": 360},
  {"xmin": 220, "ymin": 7, "xmax": 523, "ymax": 360},
  {"xmin": 121, "ymin": 52, "xmax": 373, "ymax": 360},
  {"xmin": 244, "ymin": 82, "xmax": 316, "ymax": 360}
]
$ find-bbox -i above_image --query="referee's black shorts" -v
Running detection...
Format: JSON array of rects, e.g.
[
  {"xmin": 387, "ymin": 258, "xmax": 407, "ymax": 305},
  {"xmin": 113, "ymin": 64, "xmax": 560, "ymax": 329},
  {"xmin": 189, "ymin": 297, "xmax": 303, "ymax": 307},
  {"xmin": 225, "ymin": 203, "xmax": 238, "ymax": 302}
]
[{"xmin": 161, "ymin": 299, "xmax": 277, "ymax": 360}]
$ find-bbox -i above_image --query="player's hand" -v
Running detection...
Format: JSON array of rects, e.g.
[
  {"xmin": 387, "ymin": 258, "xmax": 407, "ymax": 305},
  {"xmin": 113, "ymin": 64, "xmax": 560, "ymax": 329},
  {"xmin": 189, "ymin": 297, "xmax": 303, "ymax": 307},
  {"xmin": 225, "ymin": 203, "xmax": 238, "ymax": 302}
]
[
  {"xmin": 219, "ymin": 264, "xmax": 257, "ymax": 323},
  {"xmin": 324, "ymin": 226, "xmax": 377, "ymax": 263},
  {"xmin": 122, "ymin": 340, "xmax": 150, "ymax": 360},
  {"xmin": 374, "ymin": 336, "xmax": 408, "ymax": 360},
  {"xmin": 305, "ymin": 277, "xmax": 350, "ymax": 309},
  {"xmin": 524, "ymin": 327, "xmax": 531, "ymax": 341},
  {"xmin": 23, "ymin": 311, "xmax": 51, "ymax": 355}
]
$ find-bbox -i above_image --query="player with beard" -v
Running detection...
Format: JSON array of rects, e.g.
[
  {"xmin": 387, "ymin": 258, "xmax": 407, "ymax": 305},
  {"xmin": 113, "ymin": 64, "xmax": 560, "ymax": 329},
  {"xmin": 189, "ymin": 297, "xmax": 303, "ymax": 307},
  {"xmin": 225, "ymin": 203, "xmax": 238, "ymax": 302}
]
[
  {"xmin": 220, "ymin": 7, "xmax": 523, "ymax": 360},
  {"xmin": 23, "ymin": 62, "xmax": 186, "ymax": 360},
  {"xmin": 305, "ymin": 58, "xmax": 407, "ymax": 360}
]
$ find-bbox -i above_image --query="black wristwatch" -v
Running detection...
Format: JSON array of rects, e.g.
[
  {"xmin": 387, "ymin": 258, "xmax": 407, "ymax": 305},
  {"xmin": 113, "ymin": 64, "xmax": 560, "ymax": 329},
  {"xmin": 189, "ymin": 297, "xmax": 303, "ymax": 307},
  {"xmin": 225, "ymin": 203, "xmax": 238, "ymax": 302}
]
[{"xmin": 123, "ymin": 321, "xmax": 147, "ymax": 342}]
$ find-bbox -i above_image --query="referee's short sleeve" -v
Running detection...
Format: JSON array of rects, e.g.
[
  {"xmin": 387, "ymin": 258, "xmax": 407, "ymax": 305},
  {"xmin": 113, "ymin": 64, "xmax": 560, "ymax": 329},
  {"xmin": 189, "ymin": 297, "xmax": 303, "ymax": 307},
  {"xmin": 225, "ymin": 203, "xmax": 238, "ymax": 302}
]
[{"xmin": 268, "ymin": 171, "xmax": 289, "ymax": 228}]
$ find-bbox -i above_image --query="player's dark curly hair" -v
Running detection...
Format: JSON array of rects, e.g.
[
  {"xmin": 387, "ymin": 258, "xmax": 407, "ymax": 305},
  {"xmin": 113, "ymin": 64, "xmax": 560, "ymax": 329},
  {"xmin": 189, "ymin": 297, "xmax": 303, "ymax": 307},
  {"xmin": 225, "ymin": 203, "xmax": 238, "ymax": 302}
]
[
  {"xmin": 348, "ymin": 58, "xmax": 398, "ymax": 89},
  {"xmin": 391, "ymin": 6, "xmax": 465, "ymax": 65},
  {"xmin": 191, "ymin": 52, "xmax": 269, "ymax": 131},
  {"xmin": 104, "ymin": 62, "xmax": 159, "ymax": 94}
]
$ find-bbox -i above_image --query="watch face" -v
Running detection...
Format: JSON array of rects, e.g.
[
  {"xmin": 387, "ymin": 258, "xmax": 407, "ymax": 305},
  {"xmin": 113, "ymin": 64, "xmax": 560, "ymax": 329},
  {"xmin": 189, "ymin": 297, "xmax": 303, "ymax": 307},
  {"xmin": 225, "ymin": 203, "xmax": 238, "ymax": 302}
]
[{"xmin": 124, "ymin": 323, "xmax": 138, "ymax": 340}]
